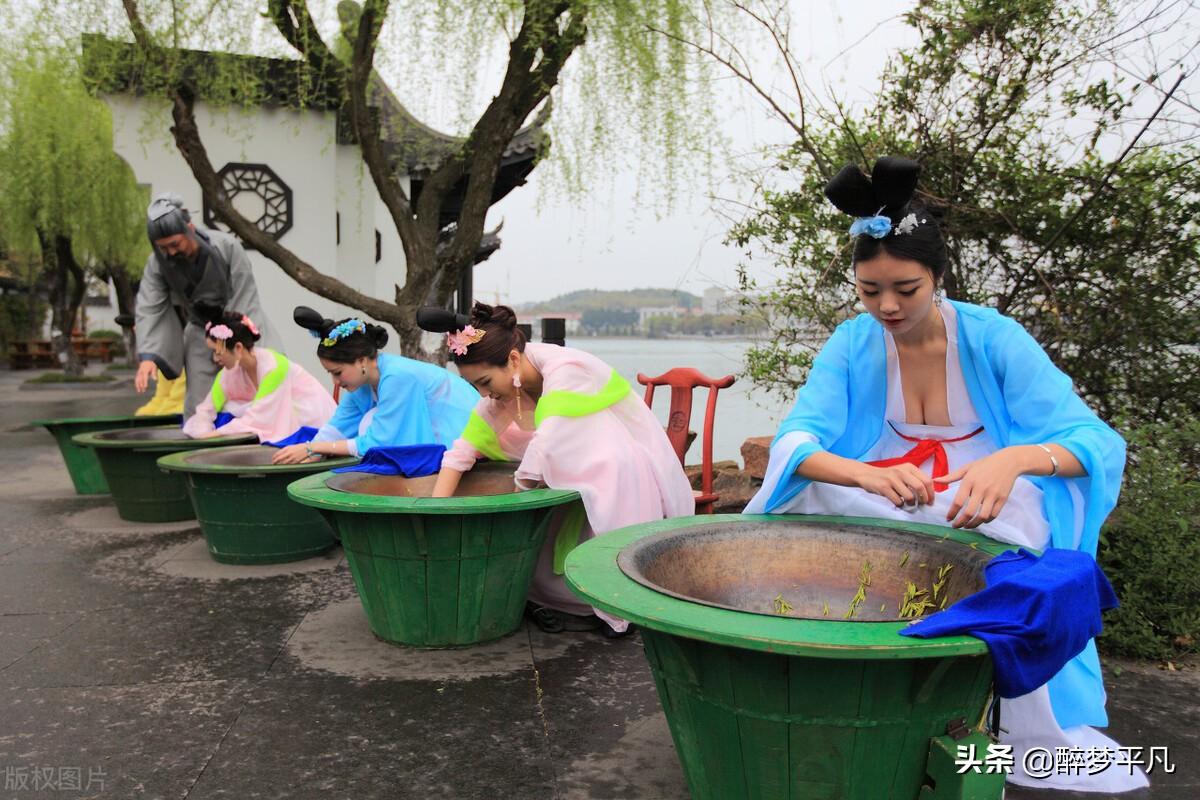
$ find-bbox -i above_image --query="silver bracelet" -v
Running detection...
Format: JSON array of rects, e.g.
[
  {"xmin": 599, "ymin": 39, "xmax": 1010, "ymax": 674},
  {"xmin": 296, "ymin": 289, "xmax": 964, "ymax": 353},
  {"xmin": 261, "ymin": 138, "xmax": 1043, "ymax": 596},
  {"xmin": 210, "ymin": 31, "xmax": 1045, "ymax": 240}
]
[{"xmin": 1036, "ymin": 444, "xmax": 1059, "ymax": 477}]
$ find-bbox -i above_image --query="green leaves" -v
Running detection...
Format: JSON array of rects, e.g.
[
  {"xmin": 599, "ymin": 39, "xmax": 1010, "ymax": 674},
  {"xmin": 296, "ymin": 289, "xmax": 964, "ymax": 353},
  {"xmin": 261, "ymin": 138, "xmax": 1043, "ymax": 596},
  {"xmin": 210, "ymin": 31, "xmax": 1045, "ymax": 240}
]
[
  {"xmin": 727, "ymin": 0, "xmax": 1198, "ymax": 427},
  {"xmin": 0, "ymin": 43, "xmax": 148, "ymax": 270}
]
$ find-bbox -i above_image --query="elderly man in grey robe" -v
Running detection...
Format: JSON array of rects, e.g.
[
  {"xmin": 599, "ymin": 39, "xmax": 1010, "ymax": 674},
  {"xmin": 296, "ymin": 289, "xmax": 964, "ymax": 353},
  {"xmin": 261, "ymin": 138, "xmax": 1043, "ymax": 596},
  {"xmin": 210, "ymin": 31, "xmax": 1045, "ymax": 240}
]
[{"xmin": 134, "ymin": 194, "xmax": 278, "ymax": 417}]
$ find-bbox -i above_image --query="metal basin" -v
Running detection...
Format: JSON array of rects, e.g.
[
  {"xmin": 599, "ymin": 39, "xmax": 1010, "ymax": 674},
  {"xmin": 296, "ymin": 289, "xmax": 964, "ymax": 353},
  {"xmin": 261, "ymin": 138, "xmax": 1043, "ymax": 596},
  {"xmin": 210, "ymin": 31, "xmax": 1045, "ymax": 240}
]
[
  {"xmin": 618, "ymin": 519, "xmax": 990, "ymax": 621},
  {"xmin": 94, "ymin": 427, "xmax": 193, "ymax": 442},
  {"xmin": 33, "ymin": 414, "xmax": 181, "ymax": 495},
  {"xmin": 71, "ymin": 426, "xmax": 256, "ymax": 522},
  {"xmin": 175, "ymin": 446, "xmax": 282, "ymax": 468},
  {"xmin": 326, "ymin": 461, "xmax": 520, "ymax": 498},
  {"xmin": 157, "ymin": 446, "xmax": 357, "ymax": 564},
  {"xmin": 287, "ymin": 463, "xmax": 581, "ymax": 647},
  {"xmin": 565, "ymin": 515, "xmax": 1015, "ymax": 800}
]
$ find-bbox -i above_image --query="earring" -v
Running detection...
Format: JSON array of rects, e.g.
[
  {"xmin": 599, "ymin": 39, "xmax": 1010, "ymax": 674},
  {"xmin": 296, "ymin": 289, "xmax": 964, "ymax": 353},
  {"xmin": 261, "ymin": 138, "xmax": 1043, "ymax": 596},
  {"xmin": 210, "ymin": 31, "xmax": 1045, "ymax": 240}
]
[
  {"xmin": 934, "ymin": 289, "xmax": 944, "ymax": 307},
  {"xmin": 513, "ymin": 372, "xmax": 523, "ymax": 419},
  {"xmin": 361, "ymin": 365, "xmax": 367, "ymax": 376}
]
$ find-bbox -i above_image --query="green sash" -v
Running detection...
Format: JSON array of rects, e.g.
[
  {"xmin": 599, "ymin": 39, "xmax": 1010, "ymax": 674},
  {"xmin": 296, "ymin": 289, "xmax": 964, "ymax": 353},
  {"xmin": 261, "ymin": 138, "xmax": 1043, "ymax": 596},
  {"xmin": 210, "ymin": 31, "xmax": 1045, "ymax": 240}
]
[
  {"xmin": 533, "ymin": 369, "xmax": 632, "ymax": 428},
  {"xmin": 210, "ymin": 350, "xmax": 289, "ymax": 412}
]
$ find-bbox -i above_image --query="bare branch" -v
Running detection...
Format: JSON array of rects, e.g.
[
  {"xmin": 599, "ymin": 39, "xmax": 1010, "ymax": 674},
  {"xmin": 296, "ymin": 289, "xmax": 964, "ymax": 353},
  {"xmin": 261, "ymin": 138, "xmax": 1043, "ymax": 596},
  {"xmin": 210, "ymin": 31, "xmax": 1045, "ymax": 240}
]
[
  {"xmin": 120, "ymin": 0, "xmax": 409, "ymax": 331},
  {"xmin": 1006, "ymin": 71, "xmax": 1188, "ymax": 305}
]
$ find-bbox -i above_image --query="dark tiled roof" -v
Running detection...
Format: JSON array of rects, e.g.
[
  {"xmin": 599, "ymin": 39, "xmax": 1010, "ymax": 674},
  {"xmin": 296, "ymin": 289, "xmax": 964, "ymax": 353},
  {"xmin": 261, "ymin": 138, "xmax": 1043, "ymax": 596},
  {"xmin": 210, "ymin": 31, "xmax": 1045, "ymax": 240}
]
[{"xmin": 80, "ymin": 34, "xmax": 546, "ymax": 178}]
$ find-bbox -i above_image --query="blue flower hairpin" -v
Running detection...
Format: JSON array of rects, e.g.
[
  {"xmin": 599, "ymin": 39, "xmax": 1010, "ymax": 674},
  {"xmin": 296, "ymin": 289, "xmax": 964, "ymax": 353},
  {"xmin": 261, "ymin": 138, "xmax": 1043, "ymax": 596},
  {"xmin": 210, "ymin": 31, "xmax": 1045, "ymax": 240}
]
[
  {"xmin": 849, "ymin": 213, "xmax": 893, "ymax": 239},
  {"xmin": 321, "ymin": 319, "xmax": 366, "ymax": 347}
]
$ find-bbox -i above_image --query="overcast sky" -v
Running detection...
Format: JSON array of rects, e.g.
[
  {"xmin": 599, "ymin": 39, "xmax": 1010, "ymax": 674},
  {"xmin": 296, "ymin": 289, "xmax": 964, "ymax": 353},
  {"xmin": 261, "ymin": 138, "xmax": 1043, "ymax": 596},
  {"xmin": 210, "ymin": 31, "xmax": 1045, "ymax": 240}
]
[{"xmin": 7, "ymin": 0, "xmax": 1194, "ymax": 309}]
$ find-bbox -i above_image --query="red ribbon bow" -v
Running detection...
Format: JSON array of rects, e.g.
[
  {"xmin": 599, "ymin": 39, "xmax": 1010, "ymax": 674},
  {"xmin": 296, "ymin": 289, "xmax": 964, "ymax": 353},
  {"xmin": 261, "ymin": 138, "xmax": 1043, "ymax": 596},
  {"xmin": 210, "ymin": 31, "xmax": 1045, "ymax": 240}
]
[{"xmin": 867, "ymin": 425, "xmax": 984, "ymax": 492}]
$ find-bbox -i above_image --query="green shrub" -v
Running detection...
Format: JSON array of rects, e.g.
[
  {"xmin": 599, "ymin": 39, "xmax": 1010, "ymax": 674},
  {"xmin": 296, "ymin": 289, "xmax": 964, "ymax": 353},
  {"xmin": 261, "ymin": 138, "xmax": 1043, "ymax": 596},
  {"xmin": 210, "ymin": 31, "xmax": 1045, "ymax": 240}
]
[{"xmin": 1099, "ymin": 419, "xmax": 1200, "ymax": 659}]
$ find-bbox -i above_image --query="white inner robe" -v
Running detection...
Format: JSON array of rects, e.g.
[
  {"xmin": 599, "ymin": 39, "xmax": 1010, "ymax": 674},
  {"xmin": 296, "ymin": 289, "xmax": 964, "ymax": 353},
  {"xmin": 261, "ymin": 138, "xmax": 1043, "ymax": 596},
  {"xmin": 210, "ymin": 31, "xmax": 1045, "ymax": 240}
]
[{"xmin": 746, "ymin": 302, "xmax": 1147, "ymax": 793}]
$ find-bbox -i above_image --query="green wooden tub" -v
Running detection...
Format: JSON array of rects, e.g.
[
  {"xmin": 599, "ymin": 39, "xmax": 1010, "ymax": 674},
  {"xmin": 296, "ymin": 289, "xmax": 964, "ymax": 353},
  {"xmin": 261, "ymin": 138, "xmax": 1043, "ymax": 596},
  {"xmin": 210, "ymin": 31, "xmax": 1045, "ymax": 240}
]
[
  {"xmin": 288, "ymin": 463, "xmax": 583, "ymax": 647},
  {"xmin": 565, "ymin": 514, "xmax": 1014, "ymax": 800},
  {"xmin": 34, "ymin": 414, "xmax": 181, "ymax": 495},
  {"xmin": 158, "ymin": 445, "xmax": 357, "ymax": 564},
  {"xmin": 72, "ymin": 426, "xmax": 256, "ymax": 522}
]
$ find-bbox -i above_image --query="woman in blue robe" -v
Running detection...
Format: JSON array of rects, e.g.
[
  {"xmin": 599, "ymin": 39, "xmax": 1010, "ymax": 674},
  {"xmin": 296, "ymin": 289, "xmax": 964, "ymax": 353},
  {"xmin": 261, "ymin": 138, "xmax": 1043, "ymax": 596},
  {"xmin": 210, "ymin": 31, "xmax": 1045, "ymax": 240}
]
[
  {"xmin": 745, "ymin": 157, "xmax": 1145, "ymax": 793},
  {"xmin": 271, "ymin": 308, "xmax": 476, "ymax": 463}
]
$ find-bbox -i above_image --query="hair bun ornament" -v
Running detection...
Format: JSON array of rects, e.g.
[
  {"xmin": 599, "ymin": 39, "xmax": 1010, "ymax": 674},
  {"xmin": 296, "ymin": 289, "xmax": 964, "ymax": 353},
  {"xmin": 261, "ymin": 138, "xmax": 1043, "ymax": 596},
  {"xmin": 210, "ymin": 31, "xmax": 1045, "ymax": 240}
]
[
  {"xmin": 294, "ymin": 306, "xmax": 334, "ymax": 339},
  {"xmin": 147, "ymin": 192, "xmax": 189, "ymax": 222},
  {"xmin": 416, "ymin": 307, "xmax": 470, "ymax": 334},
  {"xmin": 446, "ymin": 326, "xmax": 486, "ymax": 356},
  {"xmin": 322, "ymin": 319, "xmax": 366, "ymax": 347},
  {"xmin": 824, "ymin": 164, "xmax": 879, "ymax": 217},
  {"xmin": 825, "ymin": 156, "xmax": 923, "ymax": 239}
]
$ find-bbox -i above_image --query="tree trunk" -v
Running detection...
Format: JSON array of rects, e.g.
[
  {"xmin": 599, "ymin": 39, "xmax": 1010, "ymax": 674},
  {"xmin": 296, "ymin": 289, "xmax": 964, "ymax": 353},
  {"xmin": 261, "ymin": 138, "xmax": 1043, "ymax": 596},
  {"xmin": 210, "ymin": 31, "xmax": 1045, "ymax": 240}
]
[
  {"xmin": 105, "ymin": 262, "xmax": 139, "ymax": 366},
  {"xmin": 122, "ymin": 0, "xmax": 586, "ymax": 363},
  {"xmin": 38, "ymin": 230, "xmax": 85, "ymax": 378}
]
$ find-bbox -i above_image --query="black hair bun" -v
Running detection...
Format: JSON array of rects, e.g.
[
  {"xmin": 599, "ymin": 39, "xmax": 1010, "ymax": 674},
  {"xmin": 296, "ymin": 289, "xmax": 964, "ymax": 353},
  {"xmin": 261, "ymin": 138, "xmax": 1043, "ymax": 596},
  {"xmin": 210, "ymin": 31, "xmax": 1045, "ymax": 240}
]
[
  {"xmin": 294, "ymin": 306, "xmax": 334, "ymax": 337},
  {"xmin": 469, "ymin": 301, "xmax": 518, "ymax": 331},
  {"xmin": 193, "ymin": 301, "xmax": 225, "ymax": 326},
  {"xmin": 366, "ymin": 323, "xmax": 389, "ymax": 349},
  {"xmin": 824, "ymin": 156, "xmax": 921, "ymax": 221},
  {"xmin": 871, "ymin": 157, "xmax": 920, "ymax": 214},
  {"xmin": 824, "ymin": 164, "xmax": 878, "ymax": 218},
  {"xmin": 416, "ymin": 307, "xmax": 470, "ymax": 333}
]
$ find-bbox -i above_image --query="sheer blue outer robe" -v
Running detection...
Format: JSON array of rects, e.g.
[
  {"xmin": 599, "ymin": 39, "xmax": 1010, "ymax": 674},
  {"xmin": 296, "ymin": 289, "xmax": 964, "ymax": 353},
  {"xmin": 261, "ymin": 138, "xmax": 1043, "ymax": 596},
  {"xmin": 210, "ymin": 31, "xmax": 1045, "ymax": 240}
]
[
  {"xmin": 749, "ymin": 300, "xmax": 1125, "ymax": 730},
  {"xmin": 313, "ymin": 353, "xmax": 477, "ymax": 456}
]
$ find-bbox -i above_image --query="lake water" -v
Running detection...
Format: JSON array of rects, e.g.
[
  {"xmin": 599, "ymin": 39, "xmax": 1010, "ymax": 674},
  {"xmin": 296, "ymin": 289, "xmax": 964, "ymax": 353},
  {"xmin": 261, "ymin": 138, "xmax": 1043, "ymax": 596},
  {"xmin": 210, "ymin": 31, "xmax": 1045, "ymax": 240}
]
[{"xmin": 567, "ymin": 337, "xmax": 794, "ymax": 464}]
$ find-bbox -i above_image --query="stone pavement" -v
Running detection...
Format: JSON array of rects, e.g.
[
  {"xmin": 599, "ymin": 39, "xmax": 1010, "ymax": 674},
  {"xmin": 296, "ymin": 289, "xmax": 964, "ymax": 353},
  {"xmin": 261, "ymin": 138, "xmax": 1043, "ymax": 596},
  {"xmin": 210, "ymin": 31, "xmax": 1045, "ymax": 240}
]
[{"xmin": 0, "ymin": 369, "xmax": 1196, "ymax": 799}]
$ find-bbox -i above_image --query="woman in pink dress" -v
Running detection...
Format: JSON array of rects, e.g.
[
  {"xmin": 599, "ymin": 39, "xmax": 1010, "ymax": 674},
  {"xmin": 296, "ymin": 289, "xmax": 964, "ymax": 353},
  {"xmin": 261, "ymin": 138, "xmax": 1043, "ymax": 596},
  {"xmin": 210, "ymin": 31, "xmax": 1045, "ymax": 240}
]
[
  {"xmin": 183, "ymin": 310, "xmax": 337, "ymax": 442},
  {"xmin": 421, "ymin": 302, "xmax": 695, "ymax": 636}
]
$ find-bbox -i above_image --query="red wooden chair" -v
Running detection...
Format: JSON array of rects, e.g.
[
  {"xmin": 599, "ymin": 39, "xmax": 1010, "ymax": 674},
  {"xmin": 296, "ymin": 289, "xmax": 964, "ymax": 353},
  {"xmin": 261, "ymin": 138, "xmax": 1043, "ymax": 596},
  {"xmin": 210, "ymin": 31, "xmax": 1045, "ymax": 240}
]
[{"xmin": 637, "ymin": 368, "xmax": 736, "ymax": 514}]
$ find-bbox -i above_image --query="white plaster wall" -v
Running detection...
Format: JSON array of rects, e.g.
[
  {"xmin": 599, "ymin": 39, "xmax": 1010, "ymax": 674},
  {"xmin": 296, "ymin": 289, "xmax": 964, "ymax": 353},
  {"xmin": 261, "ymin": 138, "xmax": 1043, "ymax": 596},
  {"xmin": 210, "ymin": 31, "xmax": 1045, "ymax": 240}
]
[{"xmin": 99, "ymin": 93, "xmax": 410, "ymax": 385}]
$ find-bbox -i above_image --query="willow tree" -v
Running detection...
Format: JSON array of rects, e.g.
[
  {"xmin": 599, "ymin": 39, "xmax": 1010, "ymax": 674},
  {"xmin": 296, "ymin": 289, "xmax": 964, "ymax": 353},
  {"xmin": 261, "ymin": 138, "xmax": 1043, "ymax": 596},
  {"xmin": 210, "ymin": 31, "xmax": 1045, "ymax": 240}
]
[
  {"xmin": 0, "ymin": 44, "xmax": 149, "ymax": 376},
  {"xmin": 94, "ymin": 0, "xmax": 716, "ymax": 357}
]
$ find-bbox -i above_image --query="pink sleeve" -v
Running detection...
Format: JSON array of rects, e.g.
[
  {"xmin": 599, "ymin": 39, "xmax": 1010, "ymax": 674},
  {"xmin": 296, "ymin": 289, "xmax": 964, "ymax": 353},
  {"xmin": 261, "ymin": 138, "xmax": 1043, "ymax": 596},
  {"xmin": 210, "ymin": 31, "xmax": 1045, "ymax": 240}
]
[
  {"xmin": 182, "ymin": 379, "xmax": 219, "ymax": 437},
  {"xmin": 439, "ymin": 397, "xmax": 508, "ymax": 472},
  {"xmin": 214, "ymin": 377, "xmax": 294, "ymax": 442},
  {"xmin": 441, "ymin": 437, "xmax": 482, "ymax": 472},
  {"xmin": 512, "ymin": 361, "xmax": 596, "ymax": 485}
]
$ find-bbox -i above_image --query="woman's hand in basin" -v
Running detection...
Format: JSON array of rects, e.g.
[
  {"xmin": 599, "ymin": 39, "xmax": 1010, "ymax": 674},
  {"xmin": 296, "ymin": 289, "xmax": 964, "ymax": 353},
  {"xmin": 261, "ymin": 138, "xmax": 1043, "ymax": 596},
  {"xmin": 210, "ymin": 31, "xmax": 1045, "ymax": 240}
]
[
  {"xmin": 272, "ymin": 443, "xmax": 318, "ymax": 465},
  {"xmin": 431, "ymin": 466, "xmax": 464, "ymax": 498}
]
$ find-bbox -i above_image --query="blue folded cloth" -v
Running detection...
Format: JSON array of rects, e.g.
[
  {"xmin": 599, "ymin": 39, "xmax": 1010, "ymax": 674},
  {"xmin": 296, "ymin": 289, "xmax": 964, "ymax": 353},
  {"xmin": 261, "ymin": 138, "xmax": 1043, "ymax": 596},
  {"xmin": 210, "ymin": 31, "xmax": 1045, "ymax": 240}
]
[
  {"xmin": 899, "ymin": 548, "xmax": 1118, "ymax": 698},
  {"xmin": 332, "ymin": 444, "xmax": 446, "ymax": 477},
  {"xmin": 213, "ymin": 411, "xmax": 235, "ymax": 429},
  {"xmin": 261, "ymin": 427, "xmax": 320, "ymax": 448}
]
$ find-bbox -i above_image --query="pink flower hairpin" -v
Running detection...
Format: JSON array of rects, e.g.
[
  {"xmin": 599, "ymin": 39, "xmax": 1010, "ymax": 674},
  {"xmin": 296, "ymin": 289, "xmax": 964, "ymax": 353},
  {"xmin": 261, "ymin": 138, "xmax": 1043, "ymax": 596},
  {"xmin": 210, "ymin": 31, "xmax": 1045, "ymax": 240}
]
[
  {"xmin": 446, "ymin": 325, "xmax": 486, "ymax": 356},
  {"xmin": 207, "ymin": 324, "xmax": 234, "ymax": 340},
  {"xmin": 241, "ymin": 315, "xmax": 259, "ymax": 336}
]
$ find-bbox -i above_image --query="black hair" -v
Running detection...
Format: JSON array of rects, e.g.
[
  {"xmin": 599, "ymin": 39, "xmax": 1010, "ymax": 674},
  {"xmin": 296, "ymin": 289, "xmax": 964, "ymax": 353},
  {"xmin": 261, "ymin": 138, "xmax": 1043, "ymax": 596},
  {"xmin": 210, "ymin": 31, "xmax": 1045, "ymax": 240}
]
[
  {"xmin": 416, "ymin": 302, "xmax": 526, "ymax": 367},
  {"xmin": 195, "ymin": 303, "xmax": 260, "ymax": 351},
  {"xmin": 824, "ymin": 156, "xmax": 948, "ymax": 281},
  {"xmin": 293, "ymin": 306, "xmax": 389, "ymax": 363}
]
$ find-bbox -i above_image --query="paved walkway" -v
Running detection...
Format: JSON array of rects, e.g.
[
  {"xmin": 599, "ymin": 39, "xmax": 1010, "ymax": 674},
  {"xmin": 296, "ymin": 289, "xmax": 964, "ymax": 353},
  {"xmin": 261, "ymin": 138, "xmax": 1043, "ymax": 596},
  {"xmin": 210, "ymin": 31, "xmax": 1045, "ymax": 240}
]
[{"xmin": 0, "ymin": 369, "xmax": 1195, "ymax": 799}]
